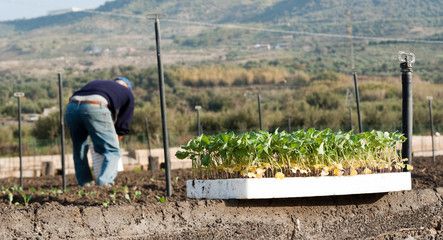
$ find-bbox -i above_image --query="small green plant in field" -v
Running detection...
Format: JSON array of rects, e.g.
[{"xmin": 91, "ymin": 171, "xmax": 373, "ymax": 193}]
[
  {"xmin": 77, "ymin": 190, "xmax": 84, "ymax": 197},
  {"xmin": 155, "ymin": 195, "xmax": 166, "ymax": 203},
  {"xmin": 133, "ymin": 167, "xmax": 141, "ymax": 173},
  {"xmin": 149, "ymin": 178, "xmax": 156, "ymax": 183},
  {"xmin": 10, "ymin": 186, "xmax": 23, "ymax": 192},
  {"xmin": 125, "ymin": 190, "xmax": 142, "ymax": 203},
  {"xmin": 8, "ymin": 193, "xmax": 13, "ymax": 205},
  {"xmin": 134, "ymin": 191, "xmax": 141, "ymax": 199},
  {"xmin": 40, "ymin": 190, "xmax": 46, "ymax": 194},
  {"xmin": 124, "ymin": 193, "xmax": 131, "ymax": 203},
  {"xmin": 29, "ymin": 187, "xmax": 36, "ymax": 193},
  {"xmin": 121, "ymin": 186, "xmax": 129, "ymax": 194},
  {"xmin": 50, "ymin": 188, "xmax": 58, "ymax": 196},
  {"xmin": 173, "ymin": 176, "xmax": 179, "ymax": 185},
  {"xmin": 2, "ymin": 187, "xmax": 9, "ymax": 194},
  {"xmin": 109, "ymin": 189, "xmax": 117, "ymax": 203},
  {"xmin": 21, "ymin": 193, "xmax": 33, "ymax": 207},
  {"xmin": 102, "ymin": 201, "xmax": 110, "ymax": 207}
]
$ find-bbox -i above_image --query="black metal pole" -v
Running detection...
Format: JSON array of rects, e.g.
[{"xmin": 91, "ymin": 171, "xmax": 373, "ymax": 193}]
[
  {"xmin": 427, "ymin": 97, "xmax": 435, "ymax": 162},
  {"xmin": 257, "ymin": 94, "xmax": 262, "ymax": 131},
  {"xmin": 14, "ymin": 92, "xmax": 24, "ymax": 188},
  {"xmin": 151, "ymin": 14, "xmax": 172, "ymax": 196},
  {"xmin": 353, "ymin": 72, "xmax": 362, "ymax": 133},
  {"xmin": 58, "ymin": 72, "xmax": 66, "ymax": 190},
  {"xmin": 399, "ymin": 51, "xmax": 414, "ymax": 171}
]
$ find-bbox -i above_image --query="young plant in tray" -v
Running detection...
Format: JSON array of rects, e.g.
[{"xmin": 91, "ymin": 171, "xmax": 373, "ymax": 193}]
[{"xmin": 176, "ymin": 128, "xmax": 410, "ymax": 179}]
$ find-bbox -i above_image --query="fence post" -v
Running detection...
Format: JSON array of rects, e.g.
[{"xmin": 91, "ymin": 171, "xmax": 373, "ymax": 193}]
[
  {"xmin": 427, "ymin": 96, "xmax": 435, "ymax": 162},
  {"xmin": 353, "ymin": 72, "xmax": 362, "ymax": 133},
  {"xmin": 399, "ymin": 51, "xmax": 415, "ymax": 171},
  {"xmin": 148, "ymin": 13, "xmax": 172, "ymax": 197},
  {"xmin": 14, "ymin": 92, "xmax": 25, "ymax": 188},
  {"xmin": 195, "ymin": 105, "xmax": 202, "ymax": 136},
  {"xmin": 57, "ymin": 72, "xmax": 67, "ymax": 190}
]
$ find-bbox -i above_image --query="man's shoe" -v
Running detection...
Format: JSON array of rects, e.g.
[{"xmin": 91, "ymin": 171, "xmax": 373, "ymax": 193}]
[{"xmin": 83, "ymin": 181, "xmax": 95, "ymax": 187}]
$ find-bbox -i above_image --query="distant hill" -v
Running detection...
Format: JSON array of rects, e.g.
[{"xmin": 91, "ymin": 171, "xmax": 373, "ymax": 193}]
[{"xmin": 0, "ymin": 0, "xmax": 441, "ymax": 73}]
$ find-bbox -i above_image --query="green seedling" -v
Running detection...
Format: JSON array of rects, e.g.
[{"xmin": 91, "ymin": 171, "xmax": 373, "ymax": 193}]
[
  {"xmin": 56, "ymin": 189, "xmax": 63, "ymax": 194},
  {"xmin": 109, "ymin": 189, "xmax": 117, "ymax": 203},
  {"xmin": 29, "ymin": 187, "xmax": 36, "ymax": 193},
  {"xmin": 173, "ymin": 176, "xmax": 179, "ymax": 185},
  {"xmin": 50, "ymin": 187, "xmax": 58, "ymax": 195},
  {"xmin": 124, "ymin": 190, "xmax": 142, "ymax": 203},
  {"xmin": 21, "ymin": 193, "xmax": 33, "ymax": 207},
  {"xmin": 124, "ymin": 193, "xmax": 131, "ymax": 203},
  {"xmin": 90, "ymin": 191, "xmax": 96, "ymax": 196},
  {"xmin": 149, "ymin": 178, "xmax": 156, "ymax": 183},
  {"xmin": 134, "ymin": 167, "xmax": 141, "ymax": 173},
  {"xmin": 40, "ymin": 190, "xmax": 46, "ymax": 194},
  {"xmin": 102, "ymin": 201, "xmax": 110, "ymax": 207},
  {"xmin": 121, "ymin": 186, "xmax": 129, "ymax": 194},
  {"xmin": 134, "ymin": 190, "xmax": 141, "ymax": 199},
  {"xmin": 2, "ymin": 188, "xmax": 9, "ymax": 194},
  {"xmin": 8, "ymin": 193, "xmax": 13, "ymax": 205},
  {"xmin": 10, "ymin": 185, "xmax": 23, "ymax": 192},
  {"xmin": 65, "ymin": 187, "xmax": 70, "ymax": 193},
  {"xmin": 176, "ymin": 129, "xmax": 407, "ymax": 179},
  {"xmin": 155, "ymin": 195, "xmax": 166, "ymax": 203},
  {"xmin": 77, "ymin": 190, "xmax": 84, "ymax": 197}
]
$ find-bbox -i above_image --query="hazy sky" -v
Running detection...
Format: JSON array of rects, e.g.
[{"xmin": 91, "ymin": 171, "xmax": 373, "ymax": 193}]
[{"xmin": 0, "ymin": 0, "xmax": 109, "ymax": 21}]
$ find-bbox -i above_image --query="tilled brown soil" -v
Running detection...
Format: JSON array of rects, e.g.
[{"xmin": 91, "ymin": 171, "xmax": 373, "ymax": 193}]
[{"xmin": 0, "ymin": 156, "xmax": 442, "ymax": 239}]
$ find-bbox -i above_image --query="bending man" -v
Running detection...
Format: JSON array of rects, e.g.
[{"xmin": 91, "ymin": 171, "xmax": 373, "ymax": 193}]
[{"xmin": 65, "ymin": 77, "xmax": 134, "ymax": 186}]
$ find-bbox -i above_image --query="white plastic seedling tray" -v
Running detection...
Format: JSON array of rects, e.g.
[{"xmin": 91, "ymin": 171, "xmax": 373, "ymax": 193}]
[{"xmin": 187, "ymin": 172, "xmax": 411, "ymax": 199}]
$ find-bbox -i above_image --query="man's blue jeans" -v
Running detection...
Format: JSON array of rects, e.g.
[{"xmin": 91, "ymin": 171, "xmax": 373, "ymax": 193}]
[{"xmin": 65, "ymin": 102, "xmax": 120, "ymax": 186}]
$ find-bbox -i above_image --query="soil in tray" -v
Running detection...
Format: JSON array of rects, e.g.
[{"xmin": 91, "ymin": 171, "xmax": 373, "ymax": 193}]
[{"xmin": 0, "ymin": 155, "xmax": 441, "ymax": 207}]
